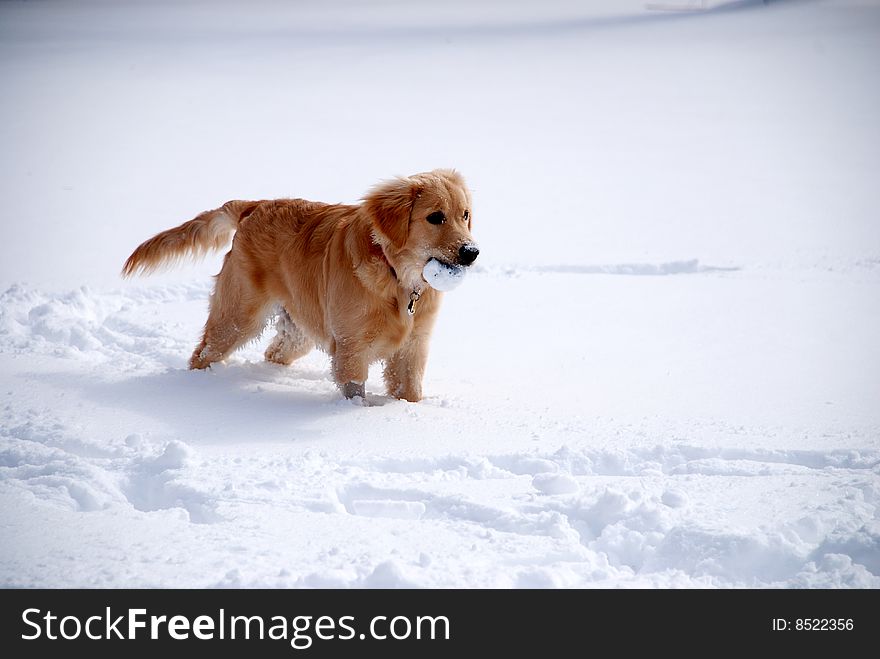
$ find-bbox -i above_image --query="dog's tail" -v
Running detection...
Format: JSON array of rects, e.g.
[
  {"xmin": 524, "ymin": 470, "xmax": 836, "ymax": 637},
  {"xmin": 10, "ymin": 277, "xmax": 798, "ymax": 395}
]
[{"xmin": 121, "ymin": 200, "xmax": 263, "ymax": 277}]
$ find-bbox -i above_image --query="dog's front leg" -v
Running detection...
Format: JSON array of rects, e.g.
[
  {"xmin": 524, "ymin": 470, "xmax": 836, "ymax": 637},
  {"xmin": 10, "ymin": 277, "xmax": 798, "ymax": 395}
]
[
  {"xmin": 332, "ymin": 340, "xmax": 369, "ymax": 401},
  {"xmin": 384, "ymin": 334, "xmax": 430, "ymax": 402}
]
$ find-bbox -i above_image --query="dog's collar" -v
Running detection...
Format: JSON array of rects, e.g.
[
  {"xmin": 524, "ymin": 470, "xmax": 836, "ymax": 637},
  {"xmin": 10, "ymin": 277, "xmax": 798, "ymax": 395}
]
[
  {"xmin": 369, "ymin": 239, "xmax": 423, "ymax": 316},
  {"xmin": 369, "ymin": 239, "xmax": 398, "ymax": 281},
  {"xmin": 407, "ymin": 289, "xmax": 421, "ymax": 316}
]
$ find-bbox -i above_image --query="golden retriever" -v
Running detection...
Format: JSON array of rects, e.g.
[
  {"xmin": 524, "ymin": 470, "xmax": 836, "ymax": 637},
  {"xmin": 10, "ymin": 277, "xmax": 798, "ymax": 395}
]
[{"xmin": 122, "ymin": 169, "xmax": 478, "ymax": 401}]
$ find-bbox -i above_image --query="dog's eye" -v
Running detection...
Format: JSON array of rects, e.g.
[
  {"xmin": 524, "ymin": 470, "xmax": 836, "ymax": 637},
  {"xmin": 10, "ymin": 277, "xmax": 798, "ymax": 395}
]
[
  {"xmin": 426, "ymin": 211, "xmax": 445, "ymax": 225},
  {"xmin": 463, "ymin": 210, "xmax": 469, "ymax": 222}
]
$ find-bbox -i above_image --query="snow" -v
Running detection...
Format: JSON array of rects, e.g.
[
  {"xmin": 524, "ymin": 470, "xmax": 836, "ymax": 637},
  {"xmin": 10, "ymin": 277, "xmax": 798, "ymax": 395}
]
[
  {"xmin": 533, "ymin": 472, "xmax": 581, "ymax": 495},
  {"xmin": 423, "ymin": 258, "xmax": 467, "ymax": 292},
  {"xmin": 1, "ymin": 0, "xmax": 879, "ymax": 588}
]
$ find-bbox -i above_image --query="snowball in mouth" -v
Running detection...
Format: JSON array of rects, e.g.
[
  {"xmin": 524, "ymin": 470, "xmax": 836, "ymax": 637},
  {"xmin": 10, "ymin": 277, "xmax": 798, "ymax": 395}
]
[{"xmin": 422, "ymin": 258, "xmax": 467, "ymax": 292}]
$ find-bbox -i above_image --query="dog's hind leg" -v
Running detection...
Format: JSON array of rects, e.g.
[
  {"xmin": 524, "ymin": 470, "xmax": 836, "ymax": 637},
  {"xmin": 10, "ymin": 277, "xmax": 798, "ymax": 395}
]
[
  {"xmin": 189, "ymin": 254, "xmax": 271, "ymax": 369},
  {"xmin": 264, "ymin": 308, "xmax": 313, "ymax": 365}
]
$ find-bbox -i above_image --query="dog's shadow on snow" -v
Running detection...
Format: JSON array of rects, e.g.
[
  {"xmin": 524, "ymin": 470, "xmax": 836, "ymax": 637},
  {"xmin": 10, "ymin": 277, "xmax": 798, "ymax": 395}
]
[{"xmin": 29, "ymin": 361, "xmax": 393, "ymax": 446}]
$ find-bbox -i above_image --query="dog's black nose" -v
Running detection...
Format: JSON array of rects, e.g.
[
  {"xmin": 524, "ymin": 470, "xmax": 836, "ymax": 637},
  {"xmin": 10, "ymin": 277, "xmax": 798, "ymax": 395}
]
[{"xmin": 458, "ymin": 244, "xmax": 480, "ymax": 266}]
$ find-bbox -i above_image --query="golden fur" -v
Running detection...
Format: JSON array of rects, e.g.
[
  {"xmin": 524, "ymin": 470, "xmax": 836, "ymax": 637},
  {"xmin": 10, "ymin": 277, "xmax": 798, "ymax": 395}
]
[{"xmin": 122, "ymin": 169, "xmax": 478, "ymax": 401}]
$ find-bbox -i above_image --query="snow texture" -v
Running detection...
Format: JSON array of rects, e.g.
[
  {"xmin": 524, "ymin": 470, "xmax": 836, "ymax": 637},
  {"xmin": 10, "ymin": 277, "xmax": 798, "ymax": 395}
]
[
  {"xmin": 1, "ymin": 0, "xmax": 879, "ymax": 588},
  {"xmin": 423, "ymin": 258, "xmax": 467, "ymax": 292}
]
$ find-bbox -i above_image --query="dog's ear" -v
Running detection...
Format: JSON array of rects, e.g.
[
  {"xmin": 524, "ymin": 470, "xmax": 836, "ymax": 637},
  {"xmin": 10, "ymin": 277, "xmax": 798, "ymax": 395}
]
[{"xmin": 363, "ymin": 176, "xmax": 422, "ymax": 248}]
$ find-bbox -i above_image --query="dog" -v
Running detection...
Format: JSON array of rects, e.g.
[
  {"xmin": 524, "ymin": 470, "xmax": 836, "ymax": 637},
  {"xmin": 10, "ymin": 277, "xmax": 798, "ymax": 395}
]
[{"xmin": 122, "ymin": 169, "xmax": 478, "ymax": 402}]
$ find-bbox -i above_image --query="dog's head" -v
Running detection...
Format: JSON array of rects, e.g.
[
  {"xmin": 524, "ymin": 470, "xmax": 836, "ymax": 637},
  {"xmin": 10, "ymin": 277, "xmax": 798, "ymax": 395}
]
[{"xmin": 364, "ymin": 169, "xmax": 478, "ymax": 287}]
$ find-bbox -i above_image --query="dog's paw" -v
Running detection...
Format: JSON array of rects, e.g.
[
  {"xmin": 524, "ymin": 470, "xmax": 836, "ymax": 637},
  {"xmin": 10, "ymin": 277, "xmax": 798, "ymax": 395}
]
[
  {"xmin": 341, "ymin": 381, "xmax": 366, "ymax": 400},
  {"xmin": 264, "ymin": 344, "xmax": 291, "ymax": 365}
]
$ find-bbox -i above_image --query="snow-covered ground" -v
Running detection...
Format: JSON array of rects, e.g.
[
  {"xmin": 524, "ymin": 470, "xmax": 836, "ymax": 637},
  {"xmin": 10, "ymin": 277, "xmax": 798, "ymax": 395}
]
[{"xmin": 1, "ymin": 0, "xmax": 878, "ymax": 588}]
